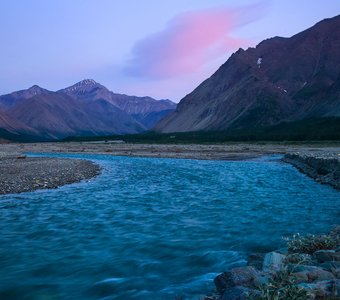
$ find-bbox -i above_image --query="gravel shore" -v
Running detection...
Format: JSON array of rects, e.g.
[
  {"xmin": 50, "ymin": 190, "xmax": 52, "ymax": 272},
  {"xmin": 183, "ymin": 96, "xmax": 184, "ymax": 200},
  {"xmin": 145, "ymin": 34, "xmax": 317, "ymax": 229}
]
[
  {"xmin": 0, "ymin": 155, "xmax": 100, "ymax": 195},
  {"xmin": 0, "ymin": 142, "xmax": 339, "ymax": 194},
  {"xmin": 1, "ymin": 141, "xmax": 339, "ymax": 161},
  {"xmin": 284, "ymin": 151, "xmax": 340, "ymax": 190}
]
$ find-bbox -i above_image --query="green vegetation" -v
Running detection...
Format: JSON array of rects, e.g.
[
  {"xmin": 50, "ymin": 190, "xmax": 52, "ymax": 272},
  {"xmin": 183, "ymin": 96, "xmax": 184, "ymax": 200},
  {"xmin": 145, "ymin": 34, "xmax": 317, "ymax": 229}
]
[
  {"xmin": 253, "ymin": 227, "xmax": 340, "ymax": 300},
  {"xmin": 254, "ymin": 268, "xmax": 308, "ymax": 300},
  {"xmin": 63, "ymin": 117, "xmax": 340, "ymax": 143},
  {"xmin": 285, "ymin": 227, "xmax": 340, "ymax": 255},
  {"xmin": 0, "ymin": 128, "xmax": 46, "ymax": 143}
]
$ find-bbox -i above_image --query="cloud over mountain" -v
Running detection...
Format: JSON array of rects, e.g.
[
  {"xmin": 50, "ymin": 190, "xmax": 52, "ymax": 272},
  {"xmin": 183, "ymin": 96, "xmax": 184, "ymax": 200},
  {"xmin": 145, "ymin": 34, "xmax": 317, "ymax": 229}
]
[{"xmin": 123, "ymin": 4, "xmax": 265, "ymax": 79}]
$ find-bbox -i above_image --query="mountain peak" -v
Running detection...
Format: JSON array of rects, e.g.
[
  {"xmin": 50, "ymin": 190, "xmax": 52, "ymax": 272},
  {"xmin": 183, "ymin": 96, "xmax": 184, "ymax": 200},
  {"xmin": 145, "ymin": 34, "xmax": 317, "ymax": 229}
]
[
  {"xmin": 59, "ymin": 79, "xmax": 105, "ymax": 94},
  {"xmin": 78, "ymin": 79, "xmax": 98, "ymax": 86},
  {"xmin": 27, "ymin": 85, "xmax": 46, "ymax": 94}
]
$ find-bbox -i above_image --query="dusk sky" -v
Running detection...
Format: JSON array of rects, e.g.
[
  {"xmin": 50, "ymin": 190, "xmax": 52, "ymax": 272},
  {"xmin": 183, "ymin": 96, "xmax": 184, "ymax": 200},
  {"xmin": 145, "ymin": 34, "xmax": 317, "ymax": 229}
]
[{"xmin": 1, "ymin": 0, "xmax": 339, "ymax": 102}]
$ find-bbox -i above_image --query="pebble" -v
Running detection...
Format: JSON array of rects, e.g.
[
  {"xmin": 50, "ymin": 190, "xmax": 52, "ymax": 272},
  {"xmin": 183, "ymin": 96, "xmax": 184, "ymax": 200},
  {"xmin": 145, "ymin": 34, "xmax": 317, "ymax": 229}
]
[{"xmin": 0, "ymin": 156, "xmax": 101, "ymax": 195}]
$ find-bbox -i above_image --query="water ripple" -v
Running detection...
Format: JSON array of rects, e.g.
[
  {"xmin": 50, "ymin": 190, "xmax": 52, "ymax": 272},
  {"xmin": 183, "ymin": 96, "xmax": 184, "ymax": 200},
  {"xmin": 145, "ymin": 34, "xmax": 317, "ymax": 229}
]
[{"xmin": 0, "ymin": 154, "xmax": 339, "ymax": 300}]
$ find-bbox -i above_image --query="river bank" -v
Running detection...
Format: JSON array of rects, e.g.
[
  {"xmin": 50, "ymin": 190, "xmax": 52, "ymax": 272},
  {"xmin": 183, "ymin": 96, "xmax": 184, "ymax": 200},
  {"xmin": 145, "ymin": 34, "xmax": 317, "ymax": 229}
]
[
  {"xmin": 204, "ymin": 227, "xmax": 340, "ymax": 300},
  {"xmin": 0, "ymin": 152, "xmax": 100, "ymax": 195},
  {"xmin": 284, "ymin": 152, "xmax": 340, "ymax": 190},
  {"xmin": 1, "ymin": 141, "xmax": 339, "ymax": 161},
  {"xmin": 0, "ymin": 144, "xmax": 339, "ymax": 299},
  {"xmin": 0, "ymin": 142, "xmax": 339, "ymax": 194}
]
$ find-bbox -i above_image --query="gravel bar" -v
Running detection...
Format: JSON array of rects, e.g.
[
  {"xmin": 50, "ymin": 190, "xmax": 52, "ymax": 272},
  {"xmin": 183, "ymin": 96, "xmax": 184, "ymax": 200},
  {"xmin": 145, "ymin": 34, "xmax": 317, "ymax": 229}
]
[
  {"xmin": 0, "ymin": 156, "xmax": 101, "ymax": 195},
  {"xmin": 284, "ymin": 151, "xmax": 340, "ymax": 190}
]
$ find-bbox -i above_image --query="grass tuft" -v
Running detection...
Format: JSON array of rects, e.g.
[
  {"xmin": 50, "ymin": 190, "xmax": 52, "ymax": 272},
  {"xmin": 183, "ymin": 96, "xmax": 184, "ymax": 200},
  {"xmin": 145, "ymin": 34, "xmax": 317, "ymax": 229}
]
[{"xmin": 284, "ymin": 227, "xmax": 340, "ymax": 255}]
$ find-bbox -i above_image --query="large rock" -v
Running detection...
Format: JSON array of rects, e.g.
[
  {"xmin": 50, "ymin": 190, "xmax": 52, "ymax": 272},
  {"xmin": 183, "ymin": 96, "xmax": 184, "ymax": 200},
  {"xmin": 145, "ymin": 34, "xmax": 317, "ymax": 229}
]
[
  {"xmin": 247, "ymin": 253, "xmax": 265, "ymax": 270},
  {"xmin": 307, "ymin": 268, "xmax": 335, "ymax": 282},
  {"xmin": 314, "ymin": 250, "xmax": 340, "ymax": 263},
  {"xmin": 298, "ymin": 279, "xmax": 340, "ymax": 299},
  {"xmin": 292, "ymin": 271, "xmax": 309, "ymax": 284},
  {"xmin": 318, "ymin": 261, "xmax": 340, "ymax": 276},
  {"xmin": 214, "ymin": 266, "xmax": 259, "ymax": 293},
  {"xmin": 221, "ymin": 286, "xmax": 260, "ymax": 300},
  {"xmin": 284, "ymin": 253, "xmax": 313, "ymax": 265},
  {"xmin": 292, "ymin": 265, "xmax": 335, "ymax": 282},
  {"xmin": 262, "ymin": 252, "xmax": 285, "ymax": 272}
]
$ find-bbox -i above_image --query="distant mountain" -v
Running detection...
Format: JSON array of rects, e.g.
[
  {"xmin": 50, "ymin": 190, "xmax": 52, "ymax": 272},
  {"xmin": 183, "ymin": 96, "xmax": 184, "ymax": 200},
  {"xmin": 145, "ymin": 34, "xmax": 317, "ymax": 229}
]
[
  {"xmin": 0, "ymin": 85, "xmax": 49, "ymax": 109},
  {"xmin": 59, "ymin": 80, "xmax": 176, "ymax": 128},
  {"xmin": 8, "ymin": 92, "xmax": 144, "ymax": 139},
  {"xmin": 0, "ymin": 80, "xmax": 176, "ymax": 140},
  {"xmin": 0, "ymin": 109, "xmax": 33, "ymax": 133},
  {"xmin": 156, "ymin": 15, "xmax": 340, "ymax": 133},
  {"xmin": 0, "ymin": 108, "xmax": 40, "ymax": 141}
]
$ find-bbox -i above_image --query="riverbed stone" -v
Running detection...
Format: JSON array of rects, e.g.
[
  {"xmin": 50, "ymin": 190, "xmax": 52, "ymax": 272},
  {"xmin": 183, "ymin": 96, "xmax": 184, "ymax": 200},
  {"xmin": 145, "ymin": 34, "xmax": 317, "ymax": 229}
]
[
  {"xmin": 307, "ymin": 268, "xmax": 335, "ymax": 282},
  {"xmin": 253, "ymin": 273, "xmax": 270, "ymax": 287},
  {"xmin": 284, "ymin": 253, "xmax": 313, "ymax": 265},
  {"xmin": 262, "ymin": 252, "xmax": 285, "ymax": 272},
  {"xmin": 214, "ymin": 266, "xmax": 258, "ymax": 293},
  {"xmin": 247, "ymin": 253, "xmax": 265, "ymax": 270},
  {"xmin": 292, "ymin": 265, "xmax": 335, "ymax": 282},
  {"xmin": 318, "ymin": 262, "xmax": 340, "ymax": 278},
  {"xmin": 292, "ymin": 271, "xmax": 309, "ymax": 284},
  {"xmin": 221, "ymin": 286, "xmax": 260, "ymax": 300},
  {"xmin": 298, "ymin": 279, "xmax": 340, "ymax": 298},
  {"xmin": 332, "ymin": 279, "xmax": 340, "ymax": 296},
  {"xmin": 314, "ymin": 250, "xmax": 340, "ymax": 263}
]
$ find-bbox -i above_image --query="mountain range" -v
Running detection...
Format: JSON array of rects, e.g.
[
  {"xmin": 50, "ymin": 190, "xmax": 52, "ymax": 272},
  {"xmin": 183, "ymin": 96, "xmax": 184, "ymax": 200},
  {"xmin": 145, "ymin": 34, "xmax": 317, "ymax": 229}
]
[
  {"xmin": 2, "ymin": 15, "xmax": 339, "ymax": 142},
  {"xmin": 0, "ymin": 80, "xmax": 176, "ymax": 140},
  {"xmin": 155, "ymin": 15, "xmax": 340, "ymax": 133}
]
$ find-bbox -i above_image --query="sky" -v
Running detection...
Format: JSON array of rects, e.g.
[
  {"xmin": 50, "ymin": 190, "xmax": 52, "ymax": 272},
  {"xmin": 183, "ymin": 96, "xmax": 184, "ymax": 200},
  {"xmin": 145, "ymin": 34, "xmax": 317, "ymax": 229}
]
[{"xmin": 0, "ymin": 0, "xmax": 339, "ymax": 102}]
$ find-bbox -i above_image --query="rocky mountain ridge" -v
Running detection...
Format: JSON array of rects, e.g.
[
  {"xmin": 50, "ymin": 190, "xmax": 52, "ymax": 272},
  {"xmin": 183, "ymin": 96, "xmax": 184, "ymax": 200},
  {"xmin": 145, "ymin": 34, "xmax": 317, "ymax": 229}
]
[
  {"xmin": 0, "ymin": 80, "xmax": 176, "ymax": 140},
  {"xmin": 59, "ymin": 79, "xmax": 176, "ymax": 127},
  {"xmin": 156, "ymin": 15, "xmax": 340, "ymax": 133}
]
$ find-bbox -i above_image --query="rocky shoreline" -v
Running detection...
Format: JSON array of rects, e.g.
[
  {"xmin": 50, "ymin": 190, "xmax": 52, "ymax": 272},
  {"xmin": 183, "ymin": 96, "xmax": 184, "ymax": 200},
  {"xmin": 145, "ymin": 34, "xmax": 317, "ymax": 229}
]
[
  {"xmin": 0, "ymin": 142, "xmax": 339, "ymax": 195},
  {"xmin": 201, "ymin": 151, "xmax": 340, "ymax": 300},
  {"xmin": 1, "ymin": 142, "xmax": 339, "ymax": 162},
  {"xmin": 283, "ymin": 152, "xmax": 340, "ymax": 190},
  {"xmin": 0, "ymin": 153, "xmax": 101, "ymax": 195},
  {"xmin": 205, "ymin": 227, "xmax": 340, "ymax": 300},
  {"xmin": 0, "ymin": 143, "xmax": 339, "ymax": 298}
]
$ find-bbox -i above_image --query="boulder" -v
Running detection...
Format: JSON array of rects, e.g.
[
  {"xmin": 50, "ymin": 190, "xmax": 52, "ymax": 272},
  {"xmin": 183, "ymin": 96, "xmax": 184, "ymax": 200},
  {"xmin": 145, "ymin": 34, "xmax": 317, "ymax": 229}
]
[
  {"xmin": 307, "ymin": 268, "xmax": 335, "ymax": 282},
  {"xmin": 247, "ymin": 253, "xmax": 265, "ymax": 270},
  {"xmin": 292, "ymin": 265, "xmax": 335, "ymax": 282},
  {"xmin": 298, "ymin": 279, "xmax": 340, "ymax": 299},
  {"xmin": 262, "ymin": 252, "xmax": 285, "ymax": 272},
  {"xmin": 284, "ymin": 253, "xmax": 313, "ymax": 265},
  {"xmin": 333, "ymin": 279, "xmax": 340, "ymax": 297},
  {"xmin": 253, "ymin": 273, "xmax": 270, "ymax": 287},
  {"xmin": 292, "ymin": 271, "xmax": 309, "ymax": 284},
  {"xmin": 318, "ymin": 262, "xmax": 340, "ymax": 279},
  {"xmin": 214, "ymin": 266, "xmax": 259, "ymax": 293},
  {"xmin": 314, "ymin": 250, "xmax": 340, "ymax": 263},
  {"xmin": 221, "ymin": 286, "xmax": 260, "ymax": 300}
]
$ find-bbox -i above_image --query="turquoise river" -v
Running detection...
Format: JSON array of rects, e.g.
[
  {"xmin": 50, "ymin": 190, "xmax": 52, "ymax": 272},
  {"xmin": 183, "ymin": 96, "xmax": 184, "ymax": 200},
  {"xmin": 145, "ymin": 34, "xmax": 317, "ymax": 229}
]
[{"xmin": 0, "ymin": 154, "xmax": 339, "ymax": 300}]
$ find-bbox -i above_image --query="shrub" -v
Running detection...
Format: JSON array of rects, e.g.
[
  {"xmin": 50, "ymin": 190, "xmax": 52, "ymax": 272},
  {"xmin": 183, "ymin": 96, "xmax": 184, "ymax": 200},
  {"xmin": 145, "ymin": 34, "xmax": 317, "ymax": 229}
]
[
  {"xmin": 253, "ymin": 268, "xmax": 309, "ymax": 300},
  {"xmin": 284, "ymin": 253, "xmax": 312, "ymax": 265},
  {"xmin": 285, "ymin": 229, "xmax": 340, "ymax": 255}
]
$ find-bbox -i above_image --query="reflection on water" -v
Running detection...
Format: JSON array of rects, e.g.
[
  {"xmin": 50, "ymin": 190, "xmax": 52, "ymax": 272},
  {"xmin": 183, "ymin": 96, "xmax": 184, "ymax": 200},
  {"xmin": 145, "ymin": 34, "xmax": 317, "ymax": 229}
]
[{"xmin": 0, "ymin": 154, "xmax": 339, "ymax": 299}]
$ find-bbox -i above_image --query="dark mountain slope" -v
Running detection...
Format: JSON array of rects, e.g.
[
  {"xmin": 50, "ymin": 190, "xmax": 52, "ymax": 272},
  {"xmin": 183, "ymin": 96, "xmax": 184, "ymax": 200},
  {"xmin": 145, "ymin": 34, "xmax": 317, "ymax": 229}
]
[
  {"xmin": 156, "ymin": 15, "xmax": 340, "ymax": 133},
  {"xmin": 9, "ymin": 92, "xmax": 144, "ymax": 139},
  {"xmin": 60, "ymin": 80, "xmax": 176, "ymax": 129},
  {"xmin": 0, "ymin": 85, "xmax": 49, "ymax": 110},
  {"xmin": 0, "ymin": 108, "xmax": 37, "ymax": 134}
]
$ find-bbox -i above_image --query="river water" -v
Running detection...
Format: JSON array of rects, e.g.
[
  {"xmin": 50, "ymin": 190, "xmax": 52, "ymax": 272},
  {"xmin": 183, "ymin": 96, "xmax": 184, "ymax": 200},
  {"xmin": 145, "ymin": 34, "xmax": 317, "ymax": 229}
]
[{"xmin": 0, "ymin": 154, "xmax": 339, "ymax": 300}]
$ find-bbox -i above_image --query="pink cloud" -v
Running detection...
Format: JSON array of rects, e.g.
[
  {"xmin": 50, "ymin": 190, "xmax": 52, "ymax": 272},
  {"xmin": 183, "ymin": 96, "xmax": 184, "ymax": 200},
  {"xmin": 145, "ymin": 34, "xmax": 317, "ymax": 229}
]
[{"xmin": 124, "ymin": 4, "xmax": 265, "ymax": 79}]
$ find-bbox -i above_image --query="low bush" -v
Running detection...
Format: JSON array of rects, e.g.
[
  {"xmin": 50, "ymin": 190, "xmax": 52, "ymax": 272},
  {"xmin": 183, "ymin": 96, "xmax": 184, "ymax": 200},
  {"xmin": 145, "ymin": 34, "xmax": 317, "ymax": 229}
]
[
  {"xmin": 254, "ymin": 268, "xmax": 308, "ymax": 300},
  {"xmin": 285, "ymin": 227, "xmax": 340, "ymax": 254}
]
